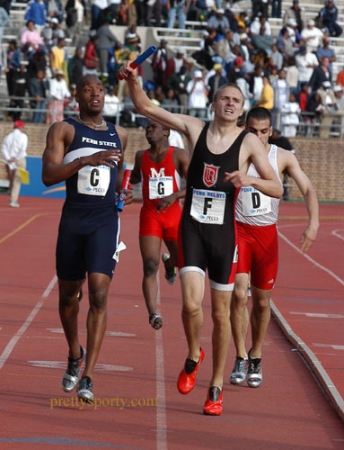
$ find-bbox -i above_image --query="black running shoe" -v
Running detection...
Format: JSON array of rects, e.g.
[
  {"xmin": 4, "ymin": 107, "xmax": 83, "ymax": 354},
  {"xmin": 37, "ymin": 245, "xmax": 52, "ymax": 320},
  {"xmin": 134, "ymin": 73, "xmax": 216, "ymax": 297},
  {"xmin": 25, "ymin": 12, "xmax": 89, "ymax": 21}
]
[
  {"xmin": 149, "ymin": 313, "xmax": 163, "ymax": 330},
  {"xmin": 162, "ymin": 253, "xmax": 177, "ymax": 285},
  {"xmin": 62, "ymin": 346, "xmax": 86, "ymax": 393},
  {"xmin": 77, "ymin": 376, "xmax": 94, "ymax": 403}
]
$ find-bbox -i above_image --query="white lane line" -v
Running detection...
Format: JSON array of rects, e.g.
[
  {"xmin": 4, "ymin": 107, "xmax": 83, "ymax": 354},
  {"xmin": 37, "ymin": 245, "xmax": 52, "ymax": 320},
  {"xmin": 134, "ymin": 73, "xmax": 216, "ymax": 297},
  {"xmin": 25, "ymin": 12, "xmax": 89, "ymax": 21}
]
[
  {"xmin": 0, "ymin": 275, "xmax": 57, "ymax": 370},
  {"xmin": 28, "ymin": 361, "xmax": 133, "ymax": 371},
  {"xmin": 313, "ymin": 344, "xmax": 344, "ymax": 351},
  {"xmin": 46, "ymin": 328, "xmax": 136, "ymax": 338},
  {"xmin": 290, "ymin": 312, "xmax": 344, "ymax": 319},
  {"xmin": 332, "ymin": 229, "xmax": 344, "ymax": 241},
  {"xmin": 278, "ymin": 231, "xmax": 344, "ymax": 286},
  {"xmin": 156, "ymin": 272, "xmax": 167, "ymax": 450}
]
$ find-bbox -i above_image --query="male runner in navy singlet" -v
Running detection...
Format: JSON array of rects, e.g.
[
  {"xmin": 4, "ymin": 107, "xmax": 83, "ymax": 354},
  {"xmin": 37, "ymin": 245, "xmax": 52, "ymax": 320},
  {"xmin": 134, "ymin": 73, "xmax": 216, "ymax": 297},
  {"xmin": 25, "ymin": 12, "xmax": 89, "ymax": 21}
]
[
  {"xmin": 42, "ymin": 75, "xmax": 132, "ymax": 402},
  {"xmin": 119, "ymin": 61, "xmax": 283, "ymax": 416}
]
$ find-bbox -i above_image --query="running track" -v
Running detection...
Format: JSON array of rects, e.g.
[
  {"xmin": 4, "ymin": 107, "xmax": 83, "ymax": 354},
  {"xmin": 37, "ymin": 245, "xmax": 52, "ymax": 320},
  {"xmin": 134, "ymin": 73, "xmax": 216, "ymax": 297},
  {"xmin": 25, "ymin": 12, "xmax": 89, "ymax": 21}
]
[{"xmin": 0, "ymin": 196, "xmax": 343, "ymax": 450}]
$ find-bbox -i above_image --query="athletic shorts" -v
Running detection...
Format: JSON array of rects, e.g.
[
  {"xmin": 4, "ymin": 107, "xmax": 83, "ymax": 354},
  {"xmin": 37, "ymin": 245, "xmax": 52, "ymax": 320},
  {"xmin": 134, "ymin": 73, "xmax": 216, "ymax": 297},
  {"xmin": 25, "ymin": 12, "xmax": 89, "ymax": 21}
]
[
  {"xmin": 178, "ymin": 215, "xmax": 238, "ymax": 291},
  {"xmin": 236, "ymin": 221, "xmax": 278, "ymax": 290},
  {"xmin": 139, "ymin": 204, "xmax": 182, "ymax": 241},
  {"xmin": 56, "ymin": 205, "xmax": 120, "ymax": 280}
]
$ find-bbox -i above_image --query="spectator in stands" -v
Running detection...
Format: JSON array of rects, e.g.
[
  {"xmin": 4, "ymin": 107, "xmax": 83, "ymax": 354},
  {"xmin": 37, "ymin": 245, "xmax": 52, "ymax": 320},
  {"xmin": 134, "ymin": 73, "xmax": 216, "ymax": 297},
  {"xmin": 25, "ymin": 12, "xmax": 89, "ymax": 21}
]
[
  {"xmin": 90, "ymin": 0, "xmax": 108, "ymax": 30},
  {"xmin": 250, "ymin": 15, "xmax": 271, "ymax": 38},
  {"xmin": 166, "ymin": 0, "xmax": 192, "ymax": 31},
  {"xmin": 68, "ymin": 46, "xmax": 83, "ymax": 88},
  {"xmin": 216, "ymin": 29, "xmax": 237, "ymax": 65},
  {"xmin": 272, "ymin": 68, "xmax": 290, "ymax": 128},
  {"xmin": 166, "ymin": 65, "xmax": 191, "ymax": 114},
  {"xmin": 336, "ymin": 65, "xmax": 344, "ymax": 87},
  {"xmin": 308, "ymin": 56, "xmax": 332, "ymax": 93},
  {"xmin": 316, "ymin": 35, "xmax": 336, "ymax": 73},
  {"xmin": 331, "ymin": 84, "xmax": 344, "ymax": 133},
  {"xmin": 29, "ymin": 68, "xmax": 48, "ymax": 124},
  {"xmin": 317, "ymin": 0, "xmax": 342, "ymax": 37},
  {"xmin": 64, "ymin": 83, "xmax": 79, "ymax": 118},
  {"xmin": 162, "ymin": 88, "xmax": 179, "ymax": 113},
  {"xmin": 65, "ymin": 0, "xmax": 85, "ymax": 46},
  {"xmin": 296, "ymin": 45, "xmax": 319, "ymax": 93},
  {"xmin": 46, "ymin": 69, "xmax": 70, "ymax": 124},
  {"xmin": 45, "ymin": 0, "xmax": 64, "ymax": 23},
  {"xmin": 285, "ymin": 18, "xmax": 300, "ymax": 47},
  {"xmin": 0, "ymin": 4, "xmax": 9, "ymax": 27},
  {"xmin": 27, "ymin": 48, "xmax": 47, "ymax": 79},
  {"xmin": 97, "ymin": 18, "xmax": 118, "ymax": 75},
  {"xmin": 166, "ymin": 47, "xmax": 187, "ymax": 81},
  {"xmin": 20, "ymin": 20, "xmax": 46, "ymax": 58},
  {"xmin": 186, "ymin": 69, "xmax": 209, "ymax": 118},
  {"xmin": 270, "ymin": 43, "xmax": 283, "ymax": 70},
  {"xmin": 207, "ymin": 9, "xmax": 229, "ymax": 38},
  {"xmin": 9, "ymin": 62, "xmax": 29, "ymax": 122},
  {"xmin": 145, "ymin": 0, "xmax": 162, "ymax": 27},
  {"xmin": 285, "ymin": 55, "xmax": 299, "ymax": 96},
  {"xmin": 42, "ymin": 17, "xmax": 65, "ymax": 50},
  {"xmin": 5, "ymin": 40, "xmax": 21, "ymax": 97},
  {"xmin": 299, "ymin": 81, "xmax": 312, "ymax": 135},
  {"xmin": 25, "ymin": 0, "xmax": 47, "ymax": 35},
  {"xmin": 83, "ymin": 34, "xmax": 100, "ymax": 75},
  {"xmin": 228, "ymin": 55, "xmax": 245, "ymax": 79},
  {"xmin": 0, "ymin": 0, "xmax": 10, "ymax": 15},
  {"xmin": 283, "ymin": 0, "xmax": 306, "ymax": 32},
  {"xmin": 251, "ymin": 0, "xmax": 268, "ymax": 21},
  {"xmin": 49, "ymin": 36, "xmax": 68, "ymax": 79},
  {"xmin": 281, "ymin": 92, "xmax": 301, "ymax": 137},
  {"xmin": 102, "ymin": 85, "xmax": 122, "ymax": 123},
  {"xmin": 248, "ymin": 64, "xmax": 264, "ymax": 105},
  {"xmin": 152, "ymin": 39, "xmax": 168, "ymax": 87},
  {"xmin": 255, "ymin": 74, "xmax": 274, "ymax": 110},
  {"xmin": 271, "ymin": 0, "xmax": 282, "ymax": 19},
  {"xmin": 207, "ymin": 63, "xmax": 228, "ymax": 103},
  {"xmin": 316, "ymin": 80, "xmax": 337, "ymax": 137},
  {"xmin": 251, "ymin": 22, "xmax": 274, "ymax": 54},
  {"xmin": 305, "ymin": 90, "xmax": 322, "ymax": 135},
  {"xmin": 333, "ymin": 84, "xmax": 344, "ymax": 109},
  {"xmin": 242, "ymin": 51, "xmax": 255, "ymax": 75},
  {"xmin": 277, "ymin": 26, "xmax": 297, "ymax": 66},
  {"xmin": 300, "ymin": 19, "xmax": 323, "ymax": 54},
  {"xmin": 1, "ymin": 120, "xmax": 28, "ymax": 208}
]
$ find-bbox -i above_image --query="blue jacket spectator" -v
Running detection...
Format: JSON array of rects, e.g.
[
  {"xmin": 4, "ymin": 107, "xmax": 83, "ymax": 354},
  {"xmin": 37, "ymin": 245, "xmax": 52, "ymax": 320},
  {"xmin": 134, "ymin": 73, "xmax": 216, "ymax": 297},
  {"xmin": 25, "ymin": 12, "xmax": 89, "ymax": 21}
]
[{"xmin": 25, "ymin": 0, "xmax": 47, "ymax": 28}]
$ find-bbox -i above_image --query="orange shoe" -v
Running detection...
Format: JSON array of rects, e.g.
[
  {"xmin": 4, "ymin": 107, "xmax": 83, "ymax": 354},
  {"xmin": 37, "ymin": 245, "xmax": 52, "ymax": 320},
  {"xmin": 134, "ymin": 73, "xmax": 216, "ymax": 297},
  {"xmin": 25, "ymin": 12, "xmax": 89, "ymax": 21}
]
[
  {"xmin": 203, "ymin": 386, "xmax": 223, "ymax": 416},
  {"xmin": 177, "ymin": 348, "xmax": 205, "ymax": 395}
]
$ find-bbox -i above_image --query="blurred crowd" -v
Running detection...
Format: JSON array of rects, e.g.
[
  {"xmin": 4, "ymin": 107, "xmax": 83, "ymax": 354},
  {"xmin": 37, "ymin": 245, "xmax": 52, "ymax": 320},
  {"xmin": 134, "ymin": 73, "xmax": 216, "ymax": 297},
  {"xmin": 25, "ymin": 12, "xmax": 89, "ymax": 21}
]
[{"xmin": 1, "ymin": 0, "xmax": 344, "ymax": 136}]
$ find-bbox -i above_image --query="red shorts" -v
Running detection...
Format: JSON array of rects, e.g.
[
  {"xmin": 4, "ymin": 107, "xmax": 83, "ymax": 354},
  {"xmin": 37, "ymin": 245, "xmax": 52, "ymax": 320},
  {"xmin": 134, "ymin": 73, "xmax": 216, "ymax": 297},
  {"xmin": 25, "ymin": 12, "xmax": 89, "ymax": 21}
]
[
  {"xmin": 236, "ymin": 222, "xmax": 278, "ymax": 290},
  {"xmin": 139, "ymin": 204, "xmax": 182, "ymax": 241}
]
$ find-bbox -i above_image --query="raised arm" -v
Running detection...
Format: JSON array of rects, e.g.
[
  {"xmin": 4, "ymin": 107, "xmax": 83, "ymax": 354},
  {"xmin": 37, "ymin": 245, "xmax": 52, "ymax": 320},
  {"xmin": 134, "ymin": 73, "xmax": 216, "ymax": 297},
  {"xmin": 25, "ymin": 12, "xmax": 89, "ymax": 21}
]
[{"xmin": 118, "ymin": 63, "xmax": 204, "ymax": 145}]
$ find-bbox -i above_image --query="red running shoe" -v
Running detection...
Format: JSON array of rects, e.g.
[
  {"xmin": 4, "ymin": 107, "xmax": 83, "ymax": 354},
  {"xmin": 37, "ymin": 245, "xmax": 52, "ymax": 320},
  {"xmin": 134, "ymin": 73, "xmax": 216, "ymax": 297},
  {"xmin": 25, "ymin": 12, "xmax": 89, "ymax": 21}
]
[
  {"xmin": 203, "ymin": 386, "xmax": 223, "ymax": 416},
  {"xmin": 177, "ymin": 348, "xmax": 205, "ymax": 395}
]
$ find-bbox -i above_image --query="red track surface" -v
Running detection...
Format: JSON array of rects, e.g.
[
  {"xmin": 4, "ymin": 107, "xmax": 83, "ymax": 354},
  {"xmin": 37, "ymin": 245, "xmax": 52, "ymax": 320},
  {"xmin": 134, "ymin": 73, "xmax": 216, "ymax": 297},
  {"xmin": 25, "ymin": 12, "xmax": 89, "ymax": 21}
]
[{"xmin": 0, "ymin": 196, "xmax": 343, "ymax": 450}]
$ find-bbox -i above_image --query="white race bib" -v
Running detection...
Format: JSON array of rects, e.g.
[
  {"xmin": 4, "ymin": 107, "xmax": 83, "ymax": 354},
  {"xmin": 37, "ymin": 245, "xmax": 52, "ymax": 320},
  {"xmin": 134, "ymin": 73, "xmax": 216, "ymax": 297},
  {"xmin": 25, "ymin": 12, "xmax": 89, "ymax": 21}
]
[
  {"xmin": 190, "ymin": 189, "xmax": 226, "ymax": 224},
  {"xmin": 77, "ymin": 165, "xmax": 111, "ymax": 196},
  {"xmin": 240, "ymin": 187, "xmax": 272, "ymax": 216},
  {"xmin": 148, "ymin": 176, "xmax": 173, "ymax": 199}
]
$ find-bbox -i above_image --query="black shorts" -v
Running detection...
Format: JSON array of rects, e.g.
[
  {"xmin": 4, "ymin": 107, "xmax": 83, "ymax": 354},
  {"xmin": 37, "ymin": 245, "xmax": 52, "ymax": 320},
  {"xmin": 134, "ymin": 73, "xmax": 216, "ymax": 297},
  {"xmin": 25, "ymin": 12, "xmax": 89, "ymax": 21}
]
[
  {"xmin": 178, "ymin": 215, "xmax": 238, "ymax": 289},
  {"xmin": 56, "ymin": 205, "xmax": 120, "ymax": 280}
]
